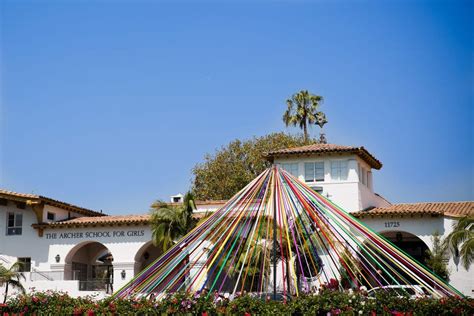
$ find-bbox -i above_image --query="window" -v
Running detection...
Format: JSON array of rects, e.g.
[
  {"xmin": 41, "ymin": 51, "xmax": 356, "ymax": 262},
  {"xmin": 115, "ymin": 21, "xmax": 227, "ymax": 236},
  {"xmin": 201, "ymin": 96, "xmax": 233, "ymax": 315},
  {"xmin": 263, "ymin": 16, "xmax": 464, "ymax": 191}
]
[
  {"xmin": 47, "ymin": 212, "xmax": 56, "ymax": 221},
  {"xmin": 280, "ymin": 163, "xmax": 299, "ymax": 177},
  {"xmin": 17, "ymin": 257, "xmax": 31, "ymax": 272},
  {"xmin": 311, "ymin": 186, "xmax": 323, "ymax": 194},
  {"xmin": 330, "ymin": 161, "xmax": 348, "ymax": 181},
  {"xmin": 360, "ymin": 166, "xmax": 366, "ymax": 185},
  {"xmin": 304, "ymin": 162, "xmax": 324, "ymax": 182},
  {"xmin": 15, "ymin": 202, "xmax": 26, "ymax": 209},
  {"xmin": 6, "ymin": 213, "xmax": 22, "ymax": 235},
  {"xmin": 359, "ymin": 165, "xmax": 370, "ymax": 187}
]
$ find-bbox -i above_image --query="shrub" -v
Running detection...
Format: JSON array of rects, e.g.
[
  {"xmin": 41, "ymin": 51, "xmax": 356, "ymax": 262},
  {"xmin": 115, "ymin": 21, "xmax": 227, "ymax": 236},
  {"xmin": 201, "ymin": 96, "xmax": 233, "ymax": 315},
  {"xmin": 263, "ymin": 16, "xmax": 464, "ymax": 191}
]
[{"xmin": 0, "ymin": 289, "xmax": 472, "ymax": 315}]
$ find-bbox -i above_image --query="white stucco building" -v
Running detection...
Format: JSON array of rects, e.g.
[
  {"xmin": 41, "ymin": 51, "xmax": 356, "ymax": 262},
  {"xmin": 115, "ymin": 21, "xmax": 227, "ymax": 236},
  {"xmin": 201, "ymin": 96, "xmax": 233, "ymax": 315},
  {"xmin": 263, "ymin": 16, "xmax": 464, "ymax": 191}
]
[{"xmin": 0, "ymin": 143, "xmax": 472, "ymax": 300}]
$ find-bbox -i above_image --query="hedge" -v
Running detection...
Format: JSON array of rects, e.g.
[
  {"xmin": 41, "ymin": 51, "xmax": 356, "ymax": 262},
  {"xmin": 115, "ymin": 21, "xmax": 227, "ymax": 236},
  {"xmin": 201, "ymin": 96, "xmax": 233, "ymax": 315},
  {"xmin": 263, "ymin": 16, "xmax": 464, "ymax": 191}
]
[{"xmin": 1, "ymin": 289, "xmax": 473, "ymax": 315}]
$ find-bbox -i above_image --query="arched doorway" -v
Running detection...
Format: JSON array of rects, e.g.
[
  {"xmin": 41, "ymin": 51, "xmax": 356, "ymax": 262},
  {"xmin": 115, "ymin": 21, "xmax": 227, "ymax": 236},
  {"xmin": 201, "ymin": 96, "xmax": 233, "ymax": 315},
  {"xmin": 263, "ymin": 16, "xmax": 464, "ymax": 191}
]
[
  {"xmin": 65, "ymin": 241, "xmax": 114, "ymax": 293},
  {"xmin": 380, "ymin": 231, "xmax": 429, "ymax": 265},
  {"xmin": 353, "ymin": 231, "xmax": 431, "ymax": 289},
  {"xmin": 134, "ymin": 241, "xmax": 163, "ymax": 275}
]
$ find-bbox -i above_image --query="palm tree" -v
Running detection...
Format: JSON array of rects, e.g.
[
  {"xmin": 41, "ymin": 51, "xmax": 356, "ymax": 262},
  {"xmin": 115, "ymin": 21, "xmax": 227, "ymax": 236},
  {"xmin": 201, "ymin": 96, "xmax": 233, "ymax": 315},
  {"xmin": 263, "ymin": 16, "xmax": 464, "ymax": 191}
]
[
  {"xmin": 150, "ymin": 192, "xmax": 197, "ymax": 252},
  {"xmin": 0, "ymin": 262, "xmax": 26, "ymax": 303},
  {"xmin": 425, "ymin": 231, "xmax": 450, "ymax": 281},
  {"xmin": 283, "ymin": 90, "xmax": 324, "ymax": 143},
  {"xmin": 444, "ymin": 216, "xmax": 474, "ymax": 270}
]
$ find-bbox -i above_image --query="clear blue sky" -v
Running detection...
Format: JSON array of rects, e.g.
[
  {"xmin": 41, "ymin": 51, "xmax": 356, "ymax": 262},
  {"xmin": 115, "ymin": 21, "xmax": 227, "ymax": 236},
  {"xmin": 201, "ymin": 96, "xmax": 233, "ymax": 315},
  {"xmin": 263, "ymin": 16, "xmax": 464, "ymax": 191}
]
[{"xmin": 1, "ymin": 1, "xmax": 472, "ymax": 215}]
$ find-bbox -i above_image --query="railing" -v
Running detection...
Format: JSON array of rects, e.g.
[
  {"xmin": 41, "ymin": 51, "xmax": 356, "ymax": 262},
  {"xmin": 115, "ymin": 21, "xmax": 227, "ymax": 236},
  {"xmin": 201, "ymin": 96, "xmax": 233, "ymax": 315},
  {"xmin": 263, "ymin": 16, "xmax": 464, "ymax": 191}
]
[
  {"xmin": 78, "ymin": 280, "xmax": 113, "ymax": 293},
  {"xmin": 1, "ymin": 255, "xmax": 56, "ymax": 282},
  {"xmin": 0, "ymin": 254, "xmax": 11, "ymax": 265},
  {"xmin": 30, "ymin": 270, "xmax": 64, "ymax": 281}
]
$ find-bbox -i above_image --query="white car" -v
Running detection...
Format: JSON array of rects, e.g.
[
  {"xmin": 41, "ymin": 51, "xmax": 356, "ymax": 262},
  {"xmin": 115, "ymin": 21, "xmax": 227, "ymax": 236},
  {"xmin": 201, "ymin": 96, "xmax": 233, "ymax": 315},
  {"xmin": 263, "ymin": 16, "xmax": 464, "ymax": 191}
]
[{"xmin": 367, "ymin": 285, "xmax": 430, "ymax": 299}]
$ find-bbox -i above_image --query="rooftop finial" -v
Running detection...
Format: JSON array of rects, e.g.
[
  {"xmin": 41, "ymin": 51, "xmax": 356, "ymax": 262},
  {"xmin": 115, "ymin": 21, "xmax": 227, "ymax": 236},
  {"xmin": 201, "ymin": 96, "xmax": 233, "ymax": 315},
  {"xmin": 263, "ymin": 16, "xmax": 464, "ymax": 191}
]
[{"xmin": 315, "ymin": 111, "xmax": 328, "ymax": 144}]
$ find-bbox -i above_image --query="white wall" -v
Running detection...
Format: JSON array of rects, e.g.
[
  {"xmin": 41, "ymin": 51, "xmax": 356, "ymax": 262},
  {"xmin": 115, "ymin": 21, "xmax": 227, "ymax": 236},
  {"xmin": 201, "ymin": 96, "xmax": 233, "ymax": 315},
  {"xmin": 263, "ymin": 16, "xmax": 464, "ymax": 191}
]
[
  {"xmin": 195, "ymin": 204, "xmax": 222, "ymax": 214},
  {"xmin": 0, "ymin": 201, "xmax": 96, "ymax": 261},
  {"xmin": 42, "ymin": 204, "xmax": 86, "ymax": 223},
  {"xmin": 46, "ymin": 225, "xmax": 154, "ymax": 290},
  {"xmin": 0, "ymin": 202, "xmax": 50, "ymax": 269},
  {"xmin": 358, "ymin": 183, "xmax": 391, "ymax": 210},
  {"xmin": 442, "ymin": 217, "xmax": 473, "ymax": 297}
]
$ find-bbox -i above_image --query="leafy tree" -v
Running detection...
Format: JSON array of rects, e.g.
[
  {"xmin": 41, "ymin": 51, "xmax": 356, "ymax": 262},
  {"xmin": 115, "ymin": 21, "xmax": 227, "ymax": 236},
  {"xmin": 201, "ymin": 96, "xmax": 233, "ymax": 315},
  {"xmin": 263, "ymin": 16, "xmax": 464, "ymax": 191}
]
[
  {"xmin": 150, "ymin": 192, "xmax": 197, "ymax": 251},
  {"xmin": 425, "ymin": 231, "xmax": 450, "ymax": 281},
  {"xmin": 192, "ymin": 132, "xmax": 315, "ymax": 200},
  {"xmin": 444, "ymin": 216, "xmax": 474, "ymax": 270},
  {"xmin": 283, "ymin": 90, "xmax": 325, "ymax": 143},
  {"xmin": 0, "ymin": 262, "xmax": 25, "ymax": 303}
]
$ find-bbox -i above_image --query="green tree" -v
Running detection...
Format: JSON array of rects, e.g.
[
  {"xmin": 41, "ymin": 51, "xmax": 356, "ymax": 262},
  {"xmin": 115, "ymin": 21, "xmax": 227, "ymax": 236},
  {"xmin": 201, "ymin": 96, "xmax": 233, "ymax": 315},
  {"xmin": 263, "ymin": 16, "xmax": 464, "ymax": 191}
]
[
  {"xmin": 150, "ymin": 192, "xmax": 197, "ymax": 252},
  {"xmin": 444, "ymin": 216, "xmax": 474, "ymax": 270},
  {"xmin": 425, "ymin": 231, "xmax": 450, "ymax": 281},
  {"xmin": 192, "ymin": 132, "xmax": 315, "ymax": 200},
  {"xmin": 0, "ymin": 262, "xmax": 25, "ymax": 303},
  {"xmin": 283, "ymin": 90, "xmax": 325, "ymax": 143}
]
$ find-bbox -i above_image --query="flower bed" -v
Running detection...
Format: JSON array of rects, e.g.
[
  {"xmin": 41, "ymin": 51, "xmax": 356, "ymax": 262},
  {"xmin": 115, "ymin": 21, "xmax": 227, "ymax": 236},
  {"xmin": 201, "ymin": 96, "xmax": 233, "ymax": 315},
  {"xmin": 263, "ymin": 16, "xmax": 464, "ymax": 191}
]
[{"xmin": 0, "ymin": 289, "xmax": 473, "ymax": 315}]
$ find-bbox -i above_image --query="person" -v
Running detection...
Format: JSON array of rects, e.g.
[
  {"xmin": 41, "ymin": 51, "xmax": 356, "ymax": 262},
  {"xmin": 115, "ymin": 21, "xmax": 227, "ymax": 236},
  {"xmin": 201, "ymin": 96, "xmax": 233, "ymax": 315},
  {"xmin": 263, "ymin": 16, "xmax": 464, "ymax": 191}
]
[{"xmin": 106, "ymin": 269, "xmax": 113, "ymax": 294}]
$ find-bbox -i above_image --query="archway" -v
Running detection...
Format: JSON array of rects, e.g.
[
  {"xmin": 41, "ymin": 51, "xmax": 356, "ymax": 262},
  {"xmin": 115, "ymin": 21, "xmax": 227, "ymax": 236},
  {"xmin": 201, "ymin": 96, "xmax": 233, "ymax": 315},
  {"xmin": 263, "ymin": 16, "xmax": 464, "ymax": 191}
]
[
  {"xmin": 350, "ymin": 231, "xmax": 430, "ymax": 289},
  {"xmin": 134, "ymin": 241, "xmax": 163, "ymax": 275},
  {"xmin": 64, "ymin": 241, "xmax": 114, "ymax": 293},
  {"xmin": 380, "ymin": 231, "xmax": 429, "ymax": 265}
]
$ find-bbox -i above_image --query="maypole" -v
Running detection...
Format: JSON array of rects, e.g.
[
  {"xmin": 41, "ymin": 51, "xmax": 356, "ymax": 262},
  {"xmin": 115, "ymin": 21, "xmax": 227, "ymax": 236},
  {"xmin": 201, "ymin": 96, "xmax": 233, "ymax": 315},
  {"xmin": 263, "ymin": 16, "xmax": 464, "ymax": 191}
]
[
  {"xmin": 272, "ymin": 166, "xmax": 277, "ymax": 300},
  {"xmin": 112, "ymin": 166, "xmax": 464, "ymax": 300}
]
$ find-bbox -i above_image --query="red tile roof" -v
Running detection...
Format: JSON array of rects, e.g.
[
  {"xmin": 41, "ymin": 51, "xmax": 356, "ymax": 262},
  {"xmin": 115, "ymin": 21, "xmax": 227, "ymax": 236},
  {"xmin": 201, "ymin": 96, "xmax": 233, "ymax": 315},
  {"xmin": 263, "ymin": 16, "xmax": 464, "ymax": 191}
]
[
  {"xmin": 0, "ymin": 189, "xmax": 105, "ymax": 217},
  {"xmin": 0, "ymin": 189, "xmax": 37, "ymax": 199},
  {"xmin": 33, "ymin": 215, "xmax": 150, "ymax": 228},
  {"xmin": 264, "ymin": 143, "xmax": 382, "ymax": 169},
  {"xmin": 32, "ymin": 212, "xmax": 210, "ymax": 229},
  {"xmin": 352, "ymin": 201, "xmax": 474, "ymax": 218}
]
